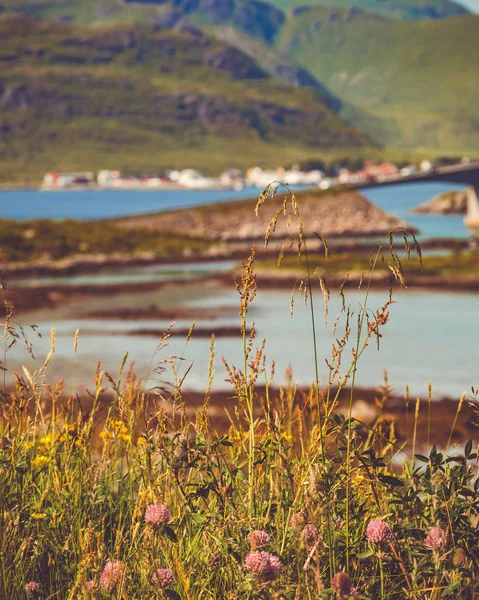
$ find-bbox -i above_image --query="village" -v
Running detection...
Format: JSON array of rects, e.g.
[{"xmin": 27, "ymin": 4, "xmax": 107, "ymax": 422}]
[{"xmin": 42, "ymin": 159, "xmax": 442, "ymax": 191}]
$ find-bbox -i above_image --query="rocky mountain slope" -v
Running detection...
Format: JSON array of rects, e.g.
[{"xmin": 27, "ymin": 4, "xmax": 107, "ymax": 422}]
[{"xmin": 0, "ymin": 14, "xmax": 370, "ymax": 184}]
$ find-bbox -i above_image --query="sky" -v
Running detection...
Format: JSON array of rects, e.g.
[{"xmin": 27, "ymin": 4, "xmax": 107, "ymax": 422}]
[{"xmin": 457, "ymin": 0, "xmax": 479, "ymax": 11}]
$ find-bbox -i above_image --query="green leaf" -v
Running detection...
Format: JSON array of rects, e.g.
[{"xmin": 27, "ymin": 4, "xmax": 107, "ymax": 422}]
[
  {"xmin": 164, "ymin": 526, "xmax": 179, "ymax": 543},
  {"xmin": 356, "ymin": 550, "xmax": 375, "ymax": 559},
  {"xmin": 441, "ymin": 581, "xmax": 461, "ymax": 597},
  {"xmin": 378, "ymin": 473, "xmax": 404, "ymax": 487},
  {"xmin": 192, "ymin": 513, "xmax": 209, "ymax": 525},
  {"xmin": 465, "ymin": 439, "xmax": 472, "ymax": 457},
  {"xmin": 415, "ymin": 454, "xmax": 429, "ymax": 463}
]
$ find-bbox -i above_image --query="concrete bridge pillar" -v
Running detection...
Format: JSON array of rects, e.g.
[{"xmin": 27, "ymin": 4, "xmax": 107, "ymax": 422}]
[{"xmin": 465, "ymin": 185, "xmax": 479, "ymax": 236}]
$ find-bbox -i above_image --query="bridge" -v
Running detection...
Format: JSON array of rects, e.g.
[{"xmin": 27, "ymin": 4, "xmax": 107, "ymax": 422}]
[{"xmin": 353, "ymin": 161, "xmax": 479, "ymax": 231}]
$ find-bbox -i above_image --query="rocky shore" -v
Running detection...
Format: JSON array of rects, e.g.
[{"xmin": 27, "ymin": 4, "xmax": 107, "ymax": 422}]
[
  {"xmin": 411, "ymin": 189, "xmax": 468, "ymax": 214},
  {"xmin": 111, "ymin": 188, "xmax": 413, "ymax": 241}
]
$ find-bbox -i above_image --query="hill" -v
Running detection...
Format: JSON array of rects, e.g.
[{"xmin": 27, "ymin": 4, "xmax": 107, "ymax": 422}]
[
  {"xmin": 0, "ymin": 14, "xmax": 370, "ymax": 185},
  {"xmin": 276, "ymin": 9, "xmax": 479, "ymax": 154},
  {"xmin": 2, "ymin": 1, "xmax": 477, "ymax": 160}
]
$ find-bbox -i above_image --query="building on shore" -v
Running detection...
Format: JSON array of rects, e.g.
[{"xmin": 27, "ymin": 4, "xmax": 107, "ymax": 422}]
[{"xmin": 43, "ymin": 171, "xmax": 94, "ymax": 189}]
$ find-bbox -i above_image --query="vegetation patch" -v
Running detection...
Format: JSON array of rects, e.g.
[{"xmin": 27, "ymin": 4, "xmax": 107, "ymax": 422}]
[{"xmin": 0, "ymin": 218, "xmax": 211, "ymax": 262}]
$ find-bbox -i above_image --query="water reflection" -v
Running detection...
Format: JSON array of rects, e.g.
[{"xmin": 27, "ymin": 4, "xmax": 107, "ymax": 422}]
[{"xmin": 6, "ymin": 282, "xmax": 478, "ymax": 400}]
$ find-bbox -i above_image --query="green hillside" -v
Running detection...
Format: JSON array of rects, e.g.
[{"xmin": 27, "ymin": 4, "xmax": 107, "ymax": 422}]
[
  {"xmin": 276, "ymin": 10, "xmax": 479, "ymax": 154},
  {"xmin": 0, "ymin": 14, "xmax": 370, "ymax": 185},
  {"xmin": 268, "ymin": 0, "xmax": 469, "ymax": 19}
]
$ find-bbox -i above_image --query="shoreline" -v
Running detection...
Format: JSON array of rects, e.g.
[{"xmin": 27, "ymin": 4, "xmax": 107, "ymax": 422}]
[
  {"xmin": 0, "ymin": 235, "xmax": 470, "ymax": 280},
  {"xmin": 4, "ymin": 270, "xmax": 479, "ymax": 318},
  {"xmin": 15, "ymin": 383, "xmax": 476, "ymax": 446}
]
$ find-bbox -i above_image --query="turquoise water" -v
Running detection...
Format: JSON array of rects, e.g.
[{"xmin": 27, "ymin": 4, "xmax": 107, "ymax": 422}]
[
  {"xmin": 0, "ymin": 182, "xmax": 470, "ymax": 239},
  {"xmin": 363, "ymin": 183, "xmax": 468, "ymax": 240},
  {"xmin": 7, "ymin": 282, "xmax": 478, "ymax": 400}
]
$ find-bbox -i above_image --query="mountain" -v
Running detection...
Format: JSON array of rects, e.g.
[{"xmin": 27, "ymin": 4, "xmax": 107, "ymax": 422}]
[
  {"xmin": 276, "ymin": 8, "xmax": 479, "ymax": 154},
  {"xmin": 267, "ymin": 0, "xmax": 469, "ymax": 20},
  {"xmin": 0, "ymin": 14, "xmax": 370, "ymax": 184},
  {"xmin": 0, "ymin": 0, "xmax": 337, "ymax": 98},
  {"xmin": 2, "ymin": 0, "xmax": 477, "ymax": 159}
]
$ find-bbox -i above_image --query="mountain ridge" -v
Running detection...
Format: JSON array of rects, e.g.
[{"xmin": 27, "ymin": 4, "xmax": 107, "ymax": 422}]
[{"xmin": 0, "ymin": 13, "xmax": 371, "ymax": 184}]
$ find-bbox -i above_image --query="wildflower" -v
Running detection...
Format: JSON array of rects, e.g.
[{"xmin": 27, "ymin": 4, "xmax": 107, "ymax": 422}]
[
  {"xmin": 244, "ymin": 551, "xmax": 282, "ymax": 581},
  {"xmin": 290, "ymin": 511, "xmax": 306, "ymax": 533},
  {"xmin": 331, "ymin": 572, "xmax": 357, "ymax": 598},
  {"xmin": 366, "ymin": 520, "xmax": 394, "ymax": 544},
  {"xmin": 25, "ymin": 581, "xmax": 41, "ymax": 595},
  {"xmin": 84, "ymin": 580, "xmax": 96, "ymax": 593},
  {"xmin": 39, "ymin": 434, "xmax": 53, "ymax": 448},
  {"xmin": 453, "ymin": 547, "xmax": 467, "ymax": 567},
  {"xmin": 137, "ymin": 436, "xmax": 147, "ymax": 445},
  {"xmin": 152, "ymin": 568, "xmax": 175, "ymax": 589},
  {"xmin": 145, "ymin": 504, "xmax": 171, "ymax": 528},
  {"xmin": 248, "ymin": 530, "xmax": 271, "ymax": 549},
  {"xmin": 302, "ymin": 523, "xmax": 322, "ymax": 548},
  {"xmin": 100, "ymin": 560, "xmax": 124, "ymax": 592},
  {"xmin": 351, "ymin": 474, "xmax": 365, "ymax": 485},
  {"xmin": 32, "ymin": 456, "xmax": 50, "ymax": 470},
  {"xmin": 59, "ymin": 424, "xmax": 77, "ymax": 442},
  {"xmin": 100, "ymin": 420, "xmax": 130, "ymax": 442},
  {"xmin": 31, "ymin": 513, "xmax": 47, "ymax": 520},
  {"xmin": 425, "ymin": 526, "xmax": 448, "ymax": 550}
]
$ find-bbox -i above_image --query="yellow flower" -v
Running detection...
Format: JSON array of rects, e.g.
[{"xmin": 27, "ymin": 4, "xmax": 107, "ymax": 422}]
[
  {"xmin": 100, "ymin": 420, "xmax": 130, "ymax": 442},
  {"xmin": 281, "ymin": 432, "xmax": 293, "ymax": 442},
  {"xmin": 351, "ymin": 474, "xmax": 366, "ymax": 485},
  {"xmin": 32, "ymin": 456, "xmax": 50, "ymax": 469},
  {"xmin": 39, "ymin": 435, "xmax": 53, "ymax": 447},
  {"xmin": 24, "ymin": 441, "xmax": 35, "ymax": 451},
  {"xmin": 137, "ymin": 436, "xmax": 147, "ymax": 445},
  {"xmin": 31, "ymin": 513, "xmax": 47, "ymax": 520}
]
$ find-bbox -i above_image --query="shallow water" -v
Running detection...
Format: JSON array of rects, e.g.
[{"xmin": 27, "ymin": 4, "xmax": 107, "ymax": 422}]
[
  {"xmin": 7, "ymin": 282, "xmax": 478, "ymax": 400},
  {"xmin": 14, "ymin": 260, "xmax": 236, "ymax": 287}
]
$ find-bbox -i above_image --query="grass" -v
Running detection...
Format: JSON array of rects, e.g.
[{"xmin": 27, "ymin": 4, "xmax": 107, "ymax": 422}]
[
  {"xmin": 0, "ymin": 218, "xmax": 212, "ymax": 262},
  {"xmin": 256, "ymin": 248, "xmax": 479, "ymax": 279},
  {"xmin": 0, "ymin": 184, "xmax": 478, "ymax": 599}
]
